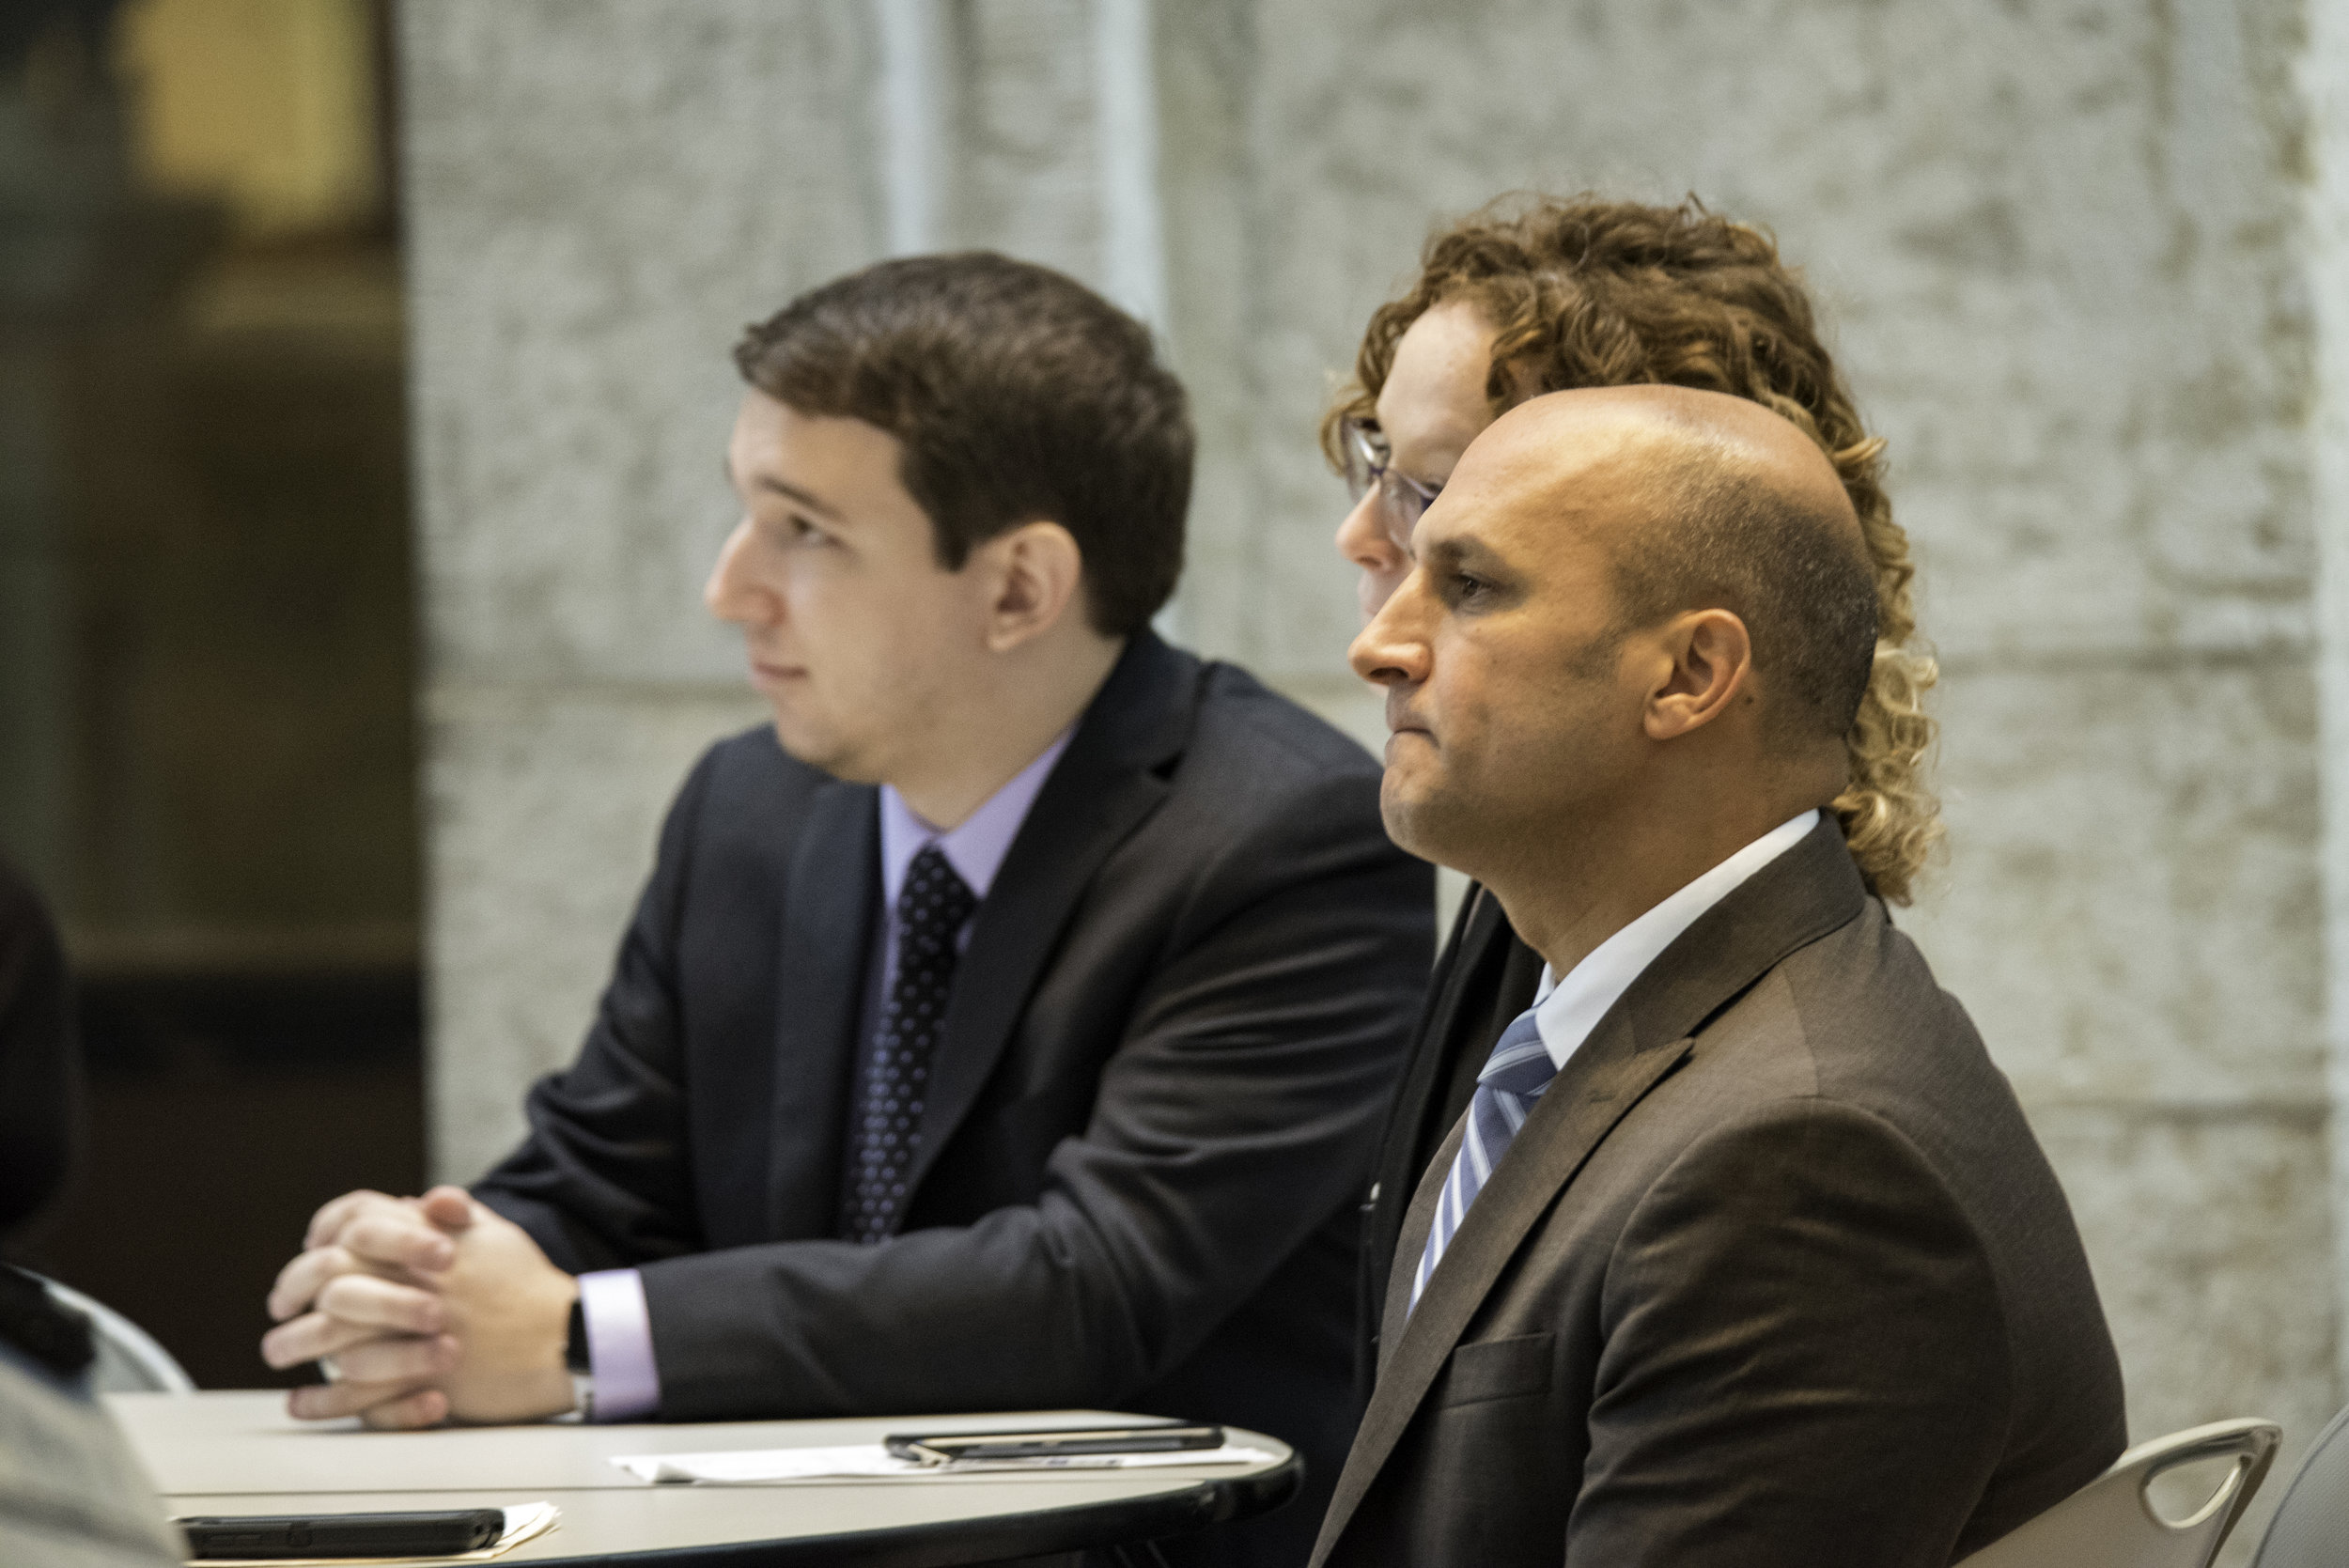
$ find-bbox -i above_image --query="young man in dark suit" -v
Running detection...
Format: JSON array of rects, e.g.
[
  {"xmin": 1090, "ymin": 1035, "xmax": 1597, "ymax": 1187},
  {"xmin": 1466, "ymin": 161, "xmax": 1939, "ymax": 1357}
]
[
  {"xmin": 1314, "ymin": 385, "xmax": 2123, "ymax": 1566},
  {"xmin": 1322, "ymin": 196, "xmax": 1944, "ymax": 1391},
  {"xmin": 260, "ymin": 255, "xmax": 1433, "ymax": 1564}
]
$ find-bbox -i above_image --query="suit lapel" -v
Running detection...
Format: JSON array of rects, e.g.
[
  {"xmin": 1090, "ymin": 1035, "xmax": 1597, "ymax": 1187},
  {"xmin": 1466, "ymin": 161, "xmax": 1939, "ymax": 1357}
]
[
  {"xmin": 899, "ymin": 632, "xmax": 1196, "ymax": 1200},
  {"xmin": 1329, "ymin": 1014, "xmax": 1692, "ymax": 1544},
  {"xmin": 1361, "ymin": 888, "xmax": 1512, "ymax": 1375},
  {"xmin": 1315, "ymin": 817, "xmax": 1870, "ymax": 1562},
  {"xmin": 765, "ymin": 778, "xmax": 879, "ymax": 1237},
  {"xmin": 1384, "ymin": 888, "xmax": 1508, "ymax": 1177},
  {"xmin": 1373, "ymin": 1010, "xmax": 1686, "ymax": 1382},
  {"xmin": 1380, "ymin": 1120, "xmax": 1457, "ymax": 1381}
]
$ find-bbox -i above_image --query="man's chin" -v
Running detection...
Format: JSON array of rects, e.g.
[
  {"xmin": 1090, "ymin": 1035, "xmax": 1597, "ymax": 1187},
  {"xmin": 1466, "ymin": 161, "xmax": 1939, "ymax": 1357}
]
[
  {"xmin": 765, "ymin": 712, "xmax": 864, "ymax": 783},
  {"xmin": 1377, "ymin": 773, "xmax": 1463, "ymax": 868}
]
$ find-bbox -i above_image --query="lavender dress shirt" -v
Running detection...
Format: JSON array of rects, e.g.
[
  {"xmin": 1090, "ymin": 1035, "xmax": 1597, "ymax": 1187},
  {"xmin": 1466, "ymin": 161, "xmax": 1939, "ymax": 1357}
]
[{"xmin": 575, "ymin": 729, "xmax": 1076, "ymax": 1421}]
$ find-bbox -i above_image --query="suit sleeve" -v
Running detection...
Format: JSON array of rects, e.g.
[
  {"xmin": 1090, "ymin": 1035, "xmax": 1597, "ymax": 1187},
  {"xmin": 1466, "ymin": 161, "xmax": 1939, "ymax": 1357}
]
[
  {"xmin": 1566, "ymin": 1099, "xmax": 2013, "ymax": 1568},
  {"xmin": 470, "ymin": 751, "xmax": 720, "ymax": 1274},
  {"xmin": 632, "ymin": 767, "xmax": 1433, "ymax": 1421}
]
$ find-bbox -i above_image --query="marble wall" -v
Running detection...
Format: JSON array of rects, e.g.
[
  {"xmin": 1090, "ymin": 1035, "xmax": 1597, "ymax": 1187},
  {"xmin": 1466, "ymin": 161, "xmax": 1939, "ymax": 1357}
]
[{"xmin": 401, "ymin": 0, "xmax": 2347, "ymax": 1539}]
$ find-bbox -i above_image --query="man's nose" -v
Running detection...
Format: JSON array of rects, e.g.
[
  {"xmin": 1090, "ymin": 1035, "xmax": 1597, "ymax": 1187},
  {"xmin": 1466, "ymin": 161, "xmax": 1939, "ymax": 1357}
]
[
  {"xmin": 1334, "ymin": 490, "xmax": 1403, "ymax": 572},
  {"xmin": 704, "ymin": 520, "xmax": 765, "ymax": 624},
  {"xmin": 1349, "ymin": 578, "xmax": 1430, "ymax": 688}
]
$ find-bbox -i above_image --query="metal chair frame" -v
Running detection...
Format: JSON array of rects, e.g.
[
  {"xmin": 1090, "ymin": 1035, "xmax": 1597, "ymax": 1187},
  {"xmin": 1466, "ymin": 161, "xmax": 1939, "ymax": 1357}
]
[
  {"xmin": 1952, "ymin": 1418, "xmax": 2281, "ymax": 1568},
  {"xmin": 37, "ymin": 1275, "xmax": 196, "ymax": 1395}
]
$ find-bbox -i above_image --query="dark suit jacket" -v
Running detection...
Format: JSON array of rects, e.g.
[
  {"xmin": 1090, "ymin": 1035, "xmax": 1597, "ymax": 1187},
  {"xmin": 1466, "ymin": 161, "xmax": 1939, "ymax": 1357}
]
[
  {"xmin": 1357, "ymin": 884, "xmax": 1541, "ymax": 1393},
  {"xmin": 474, "ymin": 632, "xmax": 1433, "ymax": 1565},
  {"xmin": 0, "ymin": 861, "xmax": 77, "ymax": 1241},
  {"xmin": 1313, "ymin": 819, "xmax": 2125, "ymax": 1568}
]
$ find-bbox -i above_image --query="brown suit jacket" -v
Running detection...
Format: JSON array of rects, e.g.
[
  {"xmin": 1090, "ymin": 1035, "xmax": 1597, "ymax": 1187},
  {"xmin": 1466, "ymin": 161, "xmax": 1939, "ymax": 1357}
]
[{"xmin": 1312, "ymin": 820, "xmax": 2126, "ymax": 1568}]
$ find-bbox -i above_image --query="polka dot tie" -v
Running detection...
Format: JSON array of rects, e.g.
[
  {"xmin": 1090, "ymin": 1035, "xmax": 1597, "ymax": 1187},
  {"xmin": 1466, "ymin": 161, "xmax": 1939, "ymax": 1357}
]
[{"xmin": 841, "ymin": 844, "xmax": 977, "ymax": 1245}]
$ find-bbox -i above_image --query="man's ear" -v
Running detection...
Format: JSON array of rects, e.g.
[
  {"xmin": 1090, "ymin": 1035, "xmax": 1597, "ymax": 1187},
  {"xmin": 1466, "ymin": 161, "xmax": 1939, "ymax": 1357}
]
[
  {"xmin": 1643, "ymin": 609, "xmax": 1754, "ymax": 741},
  {"xmin": 979, "ymin": 520, "xmax": 1085, "ymax": 652}
]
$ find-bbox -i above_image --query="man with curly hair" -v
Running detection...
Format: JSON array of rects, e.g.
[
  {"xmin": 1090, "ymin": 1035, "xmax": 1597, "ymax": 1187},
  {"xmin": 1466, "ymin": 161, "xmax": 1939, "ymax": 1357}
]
[
  {"xmin": 1328, "ymin": 196, "xmax": 1948, "ymax": 1386},
  {"xmin": 1316, "ymin": 382, "xmax": 2123, "ymax": 1566}
]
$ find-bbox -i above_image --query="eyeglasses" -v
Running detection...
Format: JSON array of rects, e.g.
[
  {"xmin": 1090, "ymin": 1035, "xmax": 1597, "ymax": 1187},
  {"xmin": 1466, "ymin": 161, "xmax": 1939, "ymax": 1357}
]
[{"xmin": 1341, "ymin": 417, "xmax": 1441, "ymax": 554}]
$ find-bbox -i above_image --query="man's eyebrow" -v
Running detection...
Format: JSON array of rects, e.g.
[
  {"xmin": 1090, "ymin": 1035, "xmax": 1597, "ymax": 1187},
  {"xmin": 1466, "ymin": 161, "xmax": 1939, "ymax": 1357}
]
[
  {"xmin": 723, "ymin": 458, "xmax": 844, "ymax": 520},
  {"xmin": 1422, "ymin": 534, "xmax": 1509, "ymax": 575}
]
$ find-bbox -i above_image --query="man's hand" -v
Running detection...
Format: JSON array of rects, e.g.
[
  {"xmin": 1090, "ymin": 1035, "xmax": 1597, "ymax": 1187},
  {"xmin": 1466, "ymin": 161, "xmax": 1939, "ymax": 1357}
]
[
  {"xmin": 417, "ymin": 1189, "xmax": 581, "ymax": 1424},
  {"xmin": 263, "ymin": 1187, "xmax": 580, "ymax": 1429},
  {"xmin": 264, "ymin": 1189, "xmax": 463, "ymax": 1428}
]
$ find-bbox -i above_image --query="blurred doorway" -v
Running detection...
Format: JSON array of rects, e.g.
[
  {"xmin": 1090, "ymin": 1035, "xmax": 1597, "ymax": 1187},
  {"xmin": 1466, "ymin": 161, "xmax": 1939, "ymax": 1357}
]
[{"xmin": 2, "ymin": 0, "xmax": 422, "ymax": 1388}]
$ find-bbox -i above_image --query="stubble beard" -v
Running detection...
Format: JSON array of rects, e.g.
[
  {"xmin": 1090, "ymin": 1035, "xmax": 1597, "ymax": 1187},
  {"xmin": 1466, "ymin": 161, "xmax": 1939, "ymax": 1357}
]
[{"xmin": 1378, "ymin": 760, "xmax": 1478, "ymax": 875}]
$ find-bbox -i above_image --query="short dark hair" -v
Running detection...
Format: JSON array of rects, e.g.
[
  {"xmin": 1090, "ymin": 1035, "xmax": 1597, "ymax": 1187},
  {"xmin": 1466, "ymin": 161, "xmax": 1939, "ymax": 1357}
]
[
  {"xmin": 1611, "ymin": 457, "xmax": 1880, "ymax": 748},
  {"xmin": 733, "ymin": 253, "xmax": 1191, "ymax": 637}
]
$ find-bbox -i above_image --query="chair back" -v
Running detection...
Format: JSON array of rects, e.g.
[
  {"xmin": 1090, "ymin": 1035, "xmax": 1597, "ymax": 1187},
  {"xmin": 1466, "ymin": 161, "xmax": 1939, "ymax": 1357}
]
[
  {"xmin": 38, "ymin": 1277, "xmax": 196, "ymax": 1394},
  {"xmin": 2250, "ymin": 1402, "xmax": 2349, "ymax": 1566},
  {"xmin": 1953, "ymin": 1418, "xmax": 2280, "ymax": 1568}
]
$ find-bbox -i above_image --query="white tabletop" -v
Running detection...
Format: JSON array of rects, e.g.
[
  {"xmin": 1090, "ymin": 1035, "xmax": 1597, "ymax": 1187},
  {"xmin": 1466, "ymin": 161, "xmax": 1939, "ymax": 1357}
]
[{"xmin": 111, "ymin": 1392, "xmax": 1298, "ymax": 1564}]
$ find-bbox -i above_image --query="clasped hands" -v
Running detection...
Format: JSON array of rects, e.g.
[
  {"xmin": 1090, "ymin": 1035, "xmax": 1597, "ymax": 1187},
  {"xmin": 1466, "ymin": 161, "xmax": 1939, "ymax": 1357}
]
[{"xmin": 261, "ymin": 1186, "xmax": 580, "ymax": 1429}]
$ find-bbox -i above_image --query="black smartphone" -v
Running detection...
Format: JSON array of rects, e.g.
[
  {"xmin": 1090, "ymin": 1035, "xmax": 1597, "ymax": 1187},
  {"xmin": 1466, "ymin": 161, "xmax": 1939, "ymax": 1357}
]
[
  {"xmin": 178, "ymin": 1508, "xmax": 505, "ymax": 1560},
  {"xmin": 883, "ymin": 1423, "xmax": 1224, "ymax": 1467}
]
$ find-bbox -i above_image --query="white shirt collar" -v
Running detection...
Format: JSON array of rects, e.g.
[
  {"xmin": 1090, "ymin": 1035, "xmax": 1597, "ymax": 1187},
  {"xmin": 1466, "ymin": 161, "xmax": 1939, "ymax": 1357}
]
[{"xmin": 1528, "ymin": 809, "xmax": 1821, "ymax": 1071}]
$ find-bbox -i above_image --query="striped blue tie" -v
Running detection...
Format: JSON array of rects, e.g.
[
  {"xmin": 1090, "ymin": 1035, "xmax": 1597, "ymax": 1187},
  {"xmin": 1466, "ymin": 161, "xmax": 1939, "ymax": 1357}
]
[{"xmin": 1411, "ymin": 1008, "xmax": 1559, "ymax": 1312}]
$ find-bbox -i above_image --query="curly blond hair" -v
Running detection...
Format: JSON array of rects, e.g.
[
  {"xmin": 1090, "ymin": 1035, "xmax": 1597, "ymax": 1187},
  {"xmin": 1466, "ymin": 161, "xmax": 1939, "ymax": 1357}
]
[{"xmin": 1325, "ymin": 194, "xmax": 1940, "ymax": 903}]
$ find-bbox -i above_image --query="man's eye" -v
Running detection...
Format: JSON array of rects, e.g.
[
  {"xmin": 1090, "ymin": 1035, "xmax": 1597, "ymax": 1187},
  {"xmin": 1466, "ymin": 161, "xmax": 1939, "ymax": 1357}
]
[
  {"xmin": 1451, "ymin": 573, "xmax": 1489, "ymax": 602},
  {"xmin": 787, "ymin": 514, "xmax": 832, "ymax": 545}
]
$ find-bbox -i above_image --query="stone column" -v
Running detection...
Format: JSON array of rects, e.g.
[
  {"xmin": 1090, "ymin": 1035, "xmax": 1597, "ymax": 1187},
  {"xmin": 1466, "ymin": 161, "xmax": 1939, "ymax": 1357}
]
[
  {"xmin": 2307, "ymin": 0, "xmax": 2349, "ymax": 1400},
  {"xmin": 401, "ymin": 0, "xmax": 876, "ymax": 1175}
]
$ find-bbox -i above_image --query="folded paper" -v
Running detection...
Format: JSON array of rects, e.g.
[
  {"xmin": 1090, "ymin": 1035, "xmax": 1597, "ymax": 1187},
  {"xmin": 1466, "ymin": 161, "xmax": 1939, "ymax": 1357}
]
[{"xmin": 612, "ymin": 1443, "xmax": 1276, "ymax": 1484}]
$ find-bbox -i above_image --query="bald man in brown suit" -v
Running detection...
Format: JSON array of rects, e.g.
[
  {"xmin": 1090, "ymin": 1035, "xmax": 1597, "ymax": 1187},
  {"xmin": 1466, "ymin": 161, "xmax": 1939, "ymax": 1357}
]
[{"xmin": 1312, "ymin": 388, "xmax": 2123, "ymax": 1568}]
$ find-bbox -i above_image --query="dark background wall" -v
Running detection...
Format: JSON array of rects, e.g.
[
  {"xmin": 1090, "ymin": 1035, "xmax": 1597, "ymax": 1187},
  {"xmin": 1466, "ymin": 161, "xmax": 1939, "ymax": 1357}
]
[{"xmin": 1, "ymin": 0, "xmax": 422, "ymax": 1389}]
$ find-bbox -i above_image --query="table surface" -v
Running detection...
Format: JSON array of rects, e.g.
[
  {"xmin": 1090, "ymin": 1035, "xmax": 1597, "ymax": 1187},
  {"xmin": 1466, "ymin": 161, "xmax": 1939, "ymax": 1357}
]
[{"xmin": 109, "ymin": 1392, "xmax": 1299, "ymax": 1566}]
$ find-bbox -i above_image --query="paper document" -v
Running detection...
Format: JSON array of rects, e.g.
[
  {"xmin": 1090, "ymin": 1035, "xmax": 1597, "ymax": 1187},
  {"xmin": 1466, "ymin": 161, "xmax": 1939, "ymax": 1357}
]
[
  {"xmin": 178, "ymin": 1502, "xmax": 558, "ymax": 1566},
  {"xmin": 612, "ymin": 1443, "xmax": 1276, "ymax": 1484}
]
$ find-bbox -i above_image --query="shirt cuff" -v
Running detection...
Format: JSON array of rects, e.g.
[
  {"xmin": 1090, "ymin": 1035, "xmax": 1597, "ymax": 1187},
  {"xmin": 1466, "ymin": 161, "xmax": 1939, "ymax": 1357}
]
[{"xmin": 575, "ymin": 1268, "xmax": 661, "ymax": 1422}]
